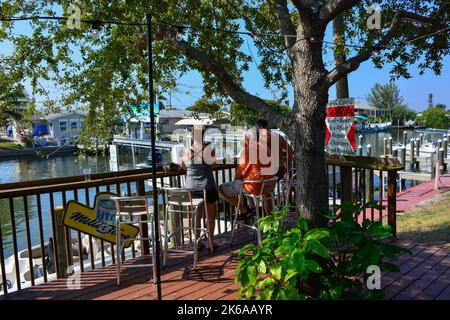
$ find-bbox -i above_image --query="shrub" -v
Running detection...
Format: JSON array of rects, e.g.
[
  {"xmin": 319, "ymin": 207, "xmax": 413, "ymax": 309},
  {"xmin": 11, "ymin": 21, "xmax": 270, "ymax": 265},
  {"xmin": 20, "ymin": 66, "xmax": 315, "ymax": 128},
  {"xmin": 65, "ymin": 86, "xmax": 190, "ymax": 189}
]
[{"xmin": 234, "ymin": 201, "xmax": 410, "ymax": 300}]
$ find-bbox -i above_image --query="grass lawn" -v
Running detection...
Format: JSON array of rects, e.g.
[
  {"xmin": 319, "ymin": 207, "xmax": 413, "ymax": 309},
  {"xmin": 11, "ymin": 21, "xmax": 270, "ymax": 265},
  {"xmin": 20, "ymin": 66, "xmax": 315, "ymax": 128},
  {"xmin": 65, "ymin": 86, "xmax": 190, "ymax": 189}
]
[
  {"xmin": 0, "ymin": 141, "xmax": 24, "ymax": 150},
  {"xmin": 397, "ymin": 192, "xmax": 450, "ymax": 249}
]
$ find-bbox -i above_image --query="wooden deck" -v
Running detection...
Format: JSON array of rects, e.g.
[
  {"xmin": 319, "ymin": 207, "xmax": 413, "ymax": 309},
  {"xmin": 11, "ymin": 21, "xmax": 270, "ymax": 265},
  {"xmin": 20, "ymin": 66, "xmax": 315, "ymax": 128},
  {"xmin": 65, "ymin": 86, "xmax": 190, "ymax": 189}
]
[{"xmin": 0, "ymin": 225, "xmax": 448, "ymax": 301}]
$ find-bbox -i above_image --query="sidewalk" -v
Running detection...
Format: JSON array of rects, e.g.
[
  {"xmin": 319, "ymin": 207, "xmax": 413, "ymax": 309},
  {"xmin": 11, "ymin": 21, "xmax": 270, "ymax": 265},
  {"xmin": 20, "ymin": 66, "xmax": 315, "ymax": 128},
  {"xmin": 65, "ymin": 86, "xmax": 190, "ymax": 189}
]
[{"xmin": 395, "ymin": 174, "xmax": 450, "ymax": 212}]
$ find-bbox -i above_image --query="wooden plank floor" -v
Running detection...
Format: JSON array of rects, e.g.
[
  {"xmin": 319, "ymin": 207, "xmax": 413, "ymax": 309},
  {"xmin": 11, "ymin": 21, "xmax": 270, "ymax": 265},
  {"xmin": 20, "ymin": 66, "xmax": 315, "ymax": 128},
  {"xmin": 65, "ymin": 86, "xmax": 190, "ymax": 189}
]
[{"xmin": 1, "ymin": 233, "xmax": 448, "ymax": 300}]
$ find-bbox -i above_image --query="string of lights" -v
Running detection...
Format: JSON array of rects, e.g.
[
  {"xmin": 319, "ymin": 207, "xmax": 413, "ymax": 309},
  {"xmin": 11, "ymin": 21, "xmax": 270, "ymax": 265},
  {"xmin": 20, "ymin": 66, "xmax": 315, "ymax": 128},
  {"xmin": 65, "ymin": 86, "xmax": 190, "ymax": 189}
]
[{"xmin": 0, "ymin": 15, "xmax": 448, "ymax": 53}]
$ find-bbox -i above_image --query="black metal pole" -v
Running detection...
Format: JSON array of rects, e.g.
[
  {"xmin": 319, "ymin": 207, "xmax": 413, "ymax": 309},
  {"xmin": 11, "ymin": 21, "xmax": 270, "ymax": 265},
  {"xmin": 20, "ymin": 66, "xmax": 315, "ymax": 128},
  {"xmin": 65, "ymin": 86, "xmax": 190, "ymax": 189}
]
[{"xmin": 146, "ymin": 13, "xmax": 162, "ymax": 300}]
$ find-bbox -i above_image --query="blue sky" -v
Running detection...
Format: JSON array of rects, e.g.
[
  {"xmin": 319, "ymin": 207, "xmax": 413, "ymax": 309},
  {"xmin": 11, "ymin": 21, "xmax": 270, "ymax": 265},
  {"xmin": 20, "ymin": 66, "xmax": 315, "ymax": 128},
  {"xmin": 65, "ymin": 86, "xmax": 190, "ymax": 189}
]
[{"xmin": 1, "ymin": 18, "xmax": 449, "ymax": 113}]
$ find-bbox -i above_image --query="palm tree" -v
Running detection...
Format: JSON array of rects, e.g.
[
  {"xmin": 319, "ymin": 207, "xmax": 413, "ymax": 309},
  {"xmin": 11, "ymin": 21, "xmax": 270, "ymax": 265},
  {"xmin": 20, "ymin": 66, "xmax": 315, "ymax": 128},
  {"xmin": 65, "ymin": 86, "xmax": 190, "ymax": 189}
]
[{"xmin": 366, "ymin": 82, "xmax": 406, "ymax": 111}]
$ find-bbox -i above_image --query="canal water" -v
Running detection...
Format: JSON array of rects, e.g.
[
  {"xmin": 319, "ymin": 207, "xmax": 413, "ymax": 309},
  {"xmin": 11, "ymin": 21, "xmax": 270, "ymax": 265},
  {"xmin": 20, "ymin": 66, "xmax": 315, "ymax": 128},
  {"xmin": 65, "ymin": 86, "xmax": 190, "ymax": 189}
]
[{"xmin": 0, "ymin": 129, "xmax": 447, "ymax": 259}]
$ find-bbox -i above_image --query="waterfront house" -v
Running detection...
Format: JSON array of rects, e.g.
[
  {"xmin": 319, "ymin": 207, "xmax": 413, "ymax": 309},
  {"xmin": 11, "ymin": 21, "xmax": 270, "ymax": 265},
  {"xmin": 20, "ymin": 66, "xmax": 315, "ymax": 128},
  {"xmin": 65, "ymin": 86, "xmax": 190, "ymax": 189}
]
[{"xmin": 46, "ymin": 112, "xmax": 85, "ymax": 145}]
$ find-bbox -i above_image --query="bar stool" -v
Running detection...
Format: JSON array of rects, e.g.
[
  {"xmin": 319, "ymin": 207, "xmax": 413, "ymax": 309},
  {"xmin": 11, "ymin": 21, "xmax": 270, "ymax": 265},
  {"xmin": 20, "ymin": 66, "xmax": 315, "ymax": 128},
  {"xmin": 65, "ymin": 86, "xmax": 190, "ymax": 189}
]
[
  {"xmin": 161, "ymin": 187, "xmax": 210, "ymax": 269},
  {"xmin": 112, "ymin": 196, "xmax": 157, "ymax": 286},
  {"xmin": 279, "ymin": 168, "xmax": 300, "ymax": 213},
  {"xmin": 231, "ymin": 177, "xmax": 278, "ymax": 246}
]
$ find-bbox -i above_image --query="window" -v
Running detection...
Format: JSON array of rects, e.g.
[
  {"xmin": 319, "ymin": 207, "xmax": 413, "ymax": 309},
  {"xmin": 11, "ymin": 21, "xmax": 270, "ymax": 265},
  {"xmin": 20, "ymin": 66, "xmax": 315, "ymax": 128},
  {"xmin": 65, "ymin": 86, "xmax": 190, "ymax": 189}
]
[
  {"xmin": 71, "ymin": 121, "xmax": 78, "ymax": 131},
  {"xmin": 59, "ymin": 121, "xmax": 67, "ymax": 132}
]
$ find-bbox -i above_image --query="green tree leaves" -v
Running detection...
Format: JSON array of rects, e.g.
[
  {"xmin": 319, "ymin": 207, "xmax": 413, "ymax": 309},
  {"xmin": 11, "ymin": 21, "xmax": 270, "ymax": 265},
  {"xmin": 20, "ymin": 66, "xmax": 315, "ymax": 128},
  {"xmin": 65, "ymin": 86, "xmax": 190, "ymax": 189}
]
[{"xmin": 421, "ymin": 107, "xmax": 449, "ymax": 129}]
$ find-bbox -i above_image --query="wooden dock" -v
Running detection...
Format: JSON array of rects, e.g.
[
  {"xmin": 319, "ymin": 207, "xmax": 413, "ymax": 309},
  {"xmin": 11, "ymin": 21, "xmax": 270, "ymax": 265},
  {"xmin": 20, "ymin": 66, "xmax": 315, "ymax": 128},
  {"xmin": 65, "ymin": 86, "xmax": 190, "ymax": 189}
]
[{"xmin": 0, "ymin": 230, "xmax": 447, "ymax": 300}]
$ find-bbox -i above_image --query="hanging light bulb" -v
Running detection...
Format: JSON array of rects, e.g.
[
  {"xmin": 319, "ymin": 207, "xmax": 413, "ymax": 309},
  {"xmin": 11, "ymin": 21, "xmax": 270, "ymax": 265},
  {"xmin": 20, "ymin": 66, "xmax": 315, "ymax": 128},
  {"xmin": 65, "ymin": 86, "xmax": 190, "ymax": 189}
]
[
  {"xmin": 252, "ymin": 33, "xmax": 261, "ymax": 42},
  {"xmin": 176, "ymin": 26, "xmax": 185, "ymax": 41}
]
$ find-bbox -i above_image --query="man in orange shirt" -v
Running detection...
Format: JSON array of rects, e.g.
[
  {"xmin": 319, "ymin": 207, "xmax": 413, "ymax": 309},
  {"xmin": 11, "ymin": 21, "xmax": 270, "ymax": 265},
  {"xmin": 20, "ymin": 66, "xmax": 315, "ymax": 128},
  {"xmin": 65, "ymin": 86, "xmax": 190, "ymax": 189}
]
[
  {"xmin": 218, "ymin": 128, "xmax": 273, "ymax": 221},
  {"xmin": 255, "ymin": 119, "xmax": 294, "ymax": 180}
]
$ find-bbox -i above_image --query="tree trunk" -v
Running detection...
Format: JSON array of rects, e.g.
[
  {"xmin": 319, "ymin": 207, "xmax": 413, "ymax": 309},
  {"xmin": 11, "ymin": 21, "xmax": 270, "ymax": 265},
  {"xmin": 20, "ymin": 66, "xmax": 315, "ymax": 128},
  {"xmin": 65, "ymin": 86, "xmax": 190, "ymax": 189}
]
[
  {"xmin": 283, "ymin": 38, "xmax": 330, "ymax": 227},
  {"xmin": 290, "ymin": 90, "xmax": 329, "ymax": 227},
  {"xmin": 333, "ymin": 14, "xmax": 349, "ymax": 99}
]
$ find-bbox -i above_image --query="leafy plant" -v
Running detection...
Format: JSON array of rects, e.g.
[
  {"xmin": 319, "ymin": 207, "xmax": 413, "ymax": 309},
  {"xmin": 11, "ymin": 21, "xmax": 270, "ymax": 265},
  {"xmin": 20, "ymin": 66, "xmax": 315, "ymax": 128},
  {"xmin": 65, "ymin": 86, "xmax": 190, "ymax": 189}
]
[{"xmin": 235, "ymin": 201, "xmax": 410, "ymax": 300}]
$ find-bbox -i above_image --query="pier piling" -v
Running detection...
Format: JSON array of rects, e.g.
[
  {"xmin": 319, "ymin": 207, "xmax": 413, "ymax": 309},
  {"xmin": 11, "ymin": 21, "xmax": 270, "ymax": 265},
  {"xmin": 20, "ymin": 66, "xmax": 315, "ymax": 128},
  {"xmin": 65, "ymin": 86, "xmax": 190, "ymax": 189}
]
[
  {"xmin": 410, "ymin": 139, "xmax": 415, "ymax": 169},
  {"xmin": 431, "ymin": 151, "xmax": 436, "ymax": 179},
  {"xmin": 389, "ymin": 137, "xmax": 393, "ymax": 156},
  {"xmin": 383, "ymin": 138, "xmax": 388, "ymax": 158}
]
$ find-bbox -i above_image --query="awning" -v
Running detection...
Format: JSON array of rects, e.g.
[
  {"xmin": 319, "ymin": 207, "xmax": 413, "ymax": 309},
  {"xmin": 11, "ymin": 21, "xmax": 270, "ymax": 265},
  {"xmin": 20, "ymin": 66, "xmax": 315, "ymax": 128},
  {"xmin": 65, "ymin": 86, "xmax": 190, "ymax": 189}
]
[{"xmin": 174, "ymin": 118, "xmax": 213, "ymax": 126}]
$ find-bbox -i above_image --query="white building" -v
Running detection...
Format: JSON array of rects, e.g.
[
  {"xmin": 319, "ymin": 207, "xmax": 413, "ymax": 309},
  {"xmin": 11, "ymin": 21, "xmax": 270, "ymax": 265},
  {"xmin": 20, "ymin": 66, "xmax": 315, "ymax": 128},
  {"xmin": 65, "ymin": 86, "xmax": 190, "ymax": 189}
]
[{"xmin": 354, "ymin": 103, "xmax": 390, "ymax": 118}]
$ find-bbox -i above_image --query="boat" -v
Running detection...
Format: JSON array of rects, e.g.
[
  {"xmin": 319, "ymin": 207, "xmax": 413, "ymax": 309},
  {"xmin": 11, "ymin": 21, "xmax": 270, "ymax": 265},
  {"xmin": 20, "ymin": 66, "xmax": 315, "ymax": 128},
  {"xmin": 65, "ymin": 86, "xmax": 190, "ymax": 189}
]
[
  {"xmin": 393, "ymin": 141, "xmax": 440, "ymax": 157},
  {"xmin": 361, "ymin": 122, "xmax": 392, "ymax": 133},
  {"xmin": 0, "ymin": 236, "xmax": 133, "ymax": 295}
]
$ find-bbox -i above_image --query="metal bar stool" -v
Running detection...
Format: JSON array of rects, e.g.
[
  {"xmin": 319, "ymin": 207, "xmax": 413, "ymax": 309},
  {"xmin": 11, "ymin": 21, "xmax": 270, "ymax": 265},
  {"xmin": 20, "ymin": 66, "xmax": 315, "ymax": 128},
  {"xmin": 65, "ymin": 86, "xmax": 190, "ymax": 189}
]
[
  {"xmin": 279, "ymin": 168, "xmax": 300, "ymax": 213},
  {"xmin": 161, "ymin": 187, "xmax": 210, "ymax": 269},
  {"xmin": 231, "ymin": 177, "xmax": 278, "ymax": 246},
  {"xmin": 112, "ymin": 196, "xmax": 157, "ymax": 286}
]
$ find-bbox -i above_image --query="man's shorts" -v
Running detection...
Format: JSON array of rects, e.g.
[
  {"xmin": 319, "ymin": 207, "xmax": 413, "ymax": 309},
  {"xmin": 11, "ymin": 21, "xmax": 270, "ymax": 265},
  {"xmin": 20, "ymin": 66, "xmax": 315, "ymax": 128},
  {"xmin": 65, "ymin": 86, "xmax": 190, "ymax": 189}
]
[{"xmin": 219, "ymin": 180, "xmax": 243, "ymax": 197}]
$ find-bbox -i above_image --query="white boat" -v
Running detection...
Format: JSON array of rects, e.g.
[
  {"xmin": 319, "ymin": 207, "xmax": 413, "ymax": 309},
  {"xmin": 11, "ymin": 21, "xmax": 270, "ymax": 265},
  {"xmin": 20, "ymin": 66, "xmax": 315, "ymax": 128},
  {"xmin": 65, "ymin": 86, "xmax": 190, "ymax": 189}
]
[{"xmin": 393, "ymin": 141, "xmax": 439, "ymax": 158}]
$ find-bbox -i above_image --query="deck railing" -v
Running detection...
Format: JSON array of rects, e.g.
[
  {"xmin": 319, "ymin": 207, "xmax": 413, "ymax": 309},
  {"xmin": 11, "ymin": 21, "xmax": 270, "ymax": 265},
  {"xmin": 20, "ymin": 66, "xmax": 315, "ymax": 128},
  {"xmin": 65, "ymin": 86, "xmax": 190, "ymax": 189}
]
[{"xmin": 0, "ymin": 155, "xmax": 402, "ymax": 296}]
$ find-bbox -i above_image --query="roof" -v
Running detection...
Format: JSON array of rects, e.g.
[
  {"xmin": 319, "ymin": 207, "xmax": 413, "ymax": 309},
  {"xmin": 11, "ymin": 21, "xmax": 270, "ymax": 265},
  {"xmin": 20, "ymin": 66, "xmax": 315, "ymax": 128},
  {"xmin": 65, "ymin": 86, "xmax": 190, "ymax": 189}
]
[
  {"xmin": 159, "ymin": 109, "xmax": 192, "ymax": 118},
  {"xmin": 354, "ymin": 103, "xmax": 378, "ymax": 111},
  {"xmin": 174, "ymin": 118, "xmax": 213, "ymax": 126},
  {"xmin": 46, "ymin": 111, "xmax": 86, "ymax": 120},
  {"xmin": 159, "ymin": 109, "xmax": 210, "ymax": 119}
]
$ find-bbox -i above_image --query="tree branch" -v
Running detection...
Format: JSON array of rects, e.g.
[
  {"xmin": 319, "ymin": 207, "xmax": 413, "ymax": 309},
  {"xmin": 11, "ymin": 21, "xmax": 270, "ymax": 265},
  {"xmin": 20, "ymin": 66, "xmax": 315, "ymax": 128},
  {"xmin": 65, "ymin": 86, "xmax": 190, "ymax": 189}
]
[
  {"xmin": 273, "ymin": 0, "xmax": 296, "ymax": 47},
  {"xmin": 320, "ymin": 0, "xmax": 362, "ymax": 24},
  {"xmin": 325, "ymin": 11, "xmax": 441, "ymax": 87},
  {"xmin": 163, "ymin": 32, "xmax": 288, "ymax": 125}
]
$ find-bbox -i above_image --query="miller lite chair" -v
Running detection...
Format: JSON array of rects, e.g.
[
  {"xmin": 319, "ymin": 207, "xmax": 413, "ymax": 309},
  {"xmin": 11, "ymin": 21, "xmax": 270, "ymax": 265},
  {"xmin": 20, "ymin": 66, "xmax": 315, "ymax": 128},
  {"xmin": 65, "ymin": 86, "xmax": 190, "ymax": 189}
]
[
  {"xmin": 112, "ymin": 196, "xmax": 157, "ymax": 286},
  {"xmin": 231, "ymin": 177, "xmax": 278, "ymax": 246},
  {"xmin": 161, "ymin": 187, "xmax": 211, "ymax": 269}
]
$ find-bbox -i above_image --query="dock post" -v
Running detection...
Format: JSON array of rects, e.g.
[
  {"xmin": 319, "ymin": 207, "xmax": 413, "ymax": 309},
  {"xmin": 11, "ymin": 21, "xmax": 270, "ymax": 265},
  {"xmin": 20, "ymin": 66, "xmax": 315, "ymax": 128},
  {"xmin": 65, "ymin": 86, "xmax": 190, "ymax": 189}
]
[
  {"xmin": 415, "ymin": 138, "xmax": 420, "ymax": 158},
  {"xmin": 419, "ymin": 133, "xmax": 424, "ymax": 144},
  {"xmin": 389, "ymin": 137, "xmax": 393, "ymax": 156},
  {"xmin": 431, "ymin": 151, "xmax": 436, "ymax": 179},
  {"xmin": 367, "ymin": 144, "xmax": 372, "ymax": 157},
  {"xmin": 393, "ymin": 148, "xmax": 398, "ymax": 158},
  {"xmin": 54, "ymin": 207, "xmax": 70, "ymax": 279},
  {"xmin": 383, "ymin": 138, "xmax": 388, "ymax": 158},
  {"xmin": 400, "ymin": 146, "xmax": 406, "ymax": 166},
  {"xmin": 444, "ymin": 138, "xmax": 448, "ymax": 171},
  {"xmin": 358, "ymin": 145, "xmax": 363, "ymax": 156},
  {"xmin": 438, "ymin": 139, "xmax": 442, "ymax": 151},
  {"xmin": 358, "ymin": 135, "xmax": 363, "ymax": 149},
  {"xmin": 444, "ymin": 137, "xmax": 449, "ymax": 155},
  {"xmin": 409, "ymin": 139, "xmax": 415, "ymax": 169},
  {"xmin": 439, "ymin": 147, "xmax": 445, "ymax": 174},
  {"xmin": 403, "ymin": 131, "xmax": 407, "ymax": 146},
  {"xmin": 400, "ymin": 146, "xmax": 406, "ymax": 190}
]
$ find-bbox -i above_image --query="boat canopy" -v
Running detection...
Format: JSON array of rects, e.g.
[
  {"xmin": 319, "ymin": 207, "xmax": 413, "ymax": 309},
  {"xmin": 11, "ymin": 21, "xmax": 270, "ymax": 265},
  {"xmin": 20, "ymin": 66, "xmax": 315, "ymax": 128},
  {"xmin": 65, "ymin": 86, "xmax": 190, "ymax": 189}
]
[{"xmin": 355, "ymin": 114, "xmax": 368, "ymax": 121}]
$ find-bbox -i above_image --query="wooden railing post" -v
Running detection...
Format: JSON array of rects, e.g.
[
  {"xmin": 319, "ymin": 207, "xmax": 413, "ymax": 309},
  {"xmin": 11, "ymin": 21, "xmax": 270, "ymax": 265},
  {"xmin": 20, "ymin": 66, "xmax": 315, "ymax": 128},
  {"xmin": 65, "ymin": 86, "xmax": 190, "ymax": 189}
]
[
  {"xmin": 341, "ymin": 166, "xmax": 353, "ymax": 204},
  {"xmin": 54, "ymin": 206, "xmax": 69, "ymax": 278},
  {"xmin": 387, "ymin": 170, "xmax": 397, "ymax": 238},
  {"xmin": 136, "ymin": 179, "xmax": 150, "ymax": 255}
]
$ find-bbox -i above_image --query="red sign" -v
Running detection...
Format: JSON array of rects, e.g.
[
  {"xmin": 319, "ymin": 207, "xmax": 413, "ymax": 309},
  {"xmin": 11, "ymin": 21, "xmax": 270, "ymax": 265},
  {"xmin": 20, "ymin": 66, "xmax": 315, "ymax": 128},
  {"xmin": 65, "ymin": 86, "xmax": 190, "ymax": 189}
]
[{"xmin": 325, "ymin": 105, "xmax": 356, "ymax": 155}]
